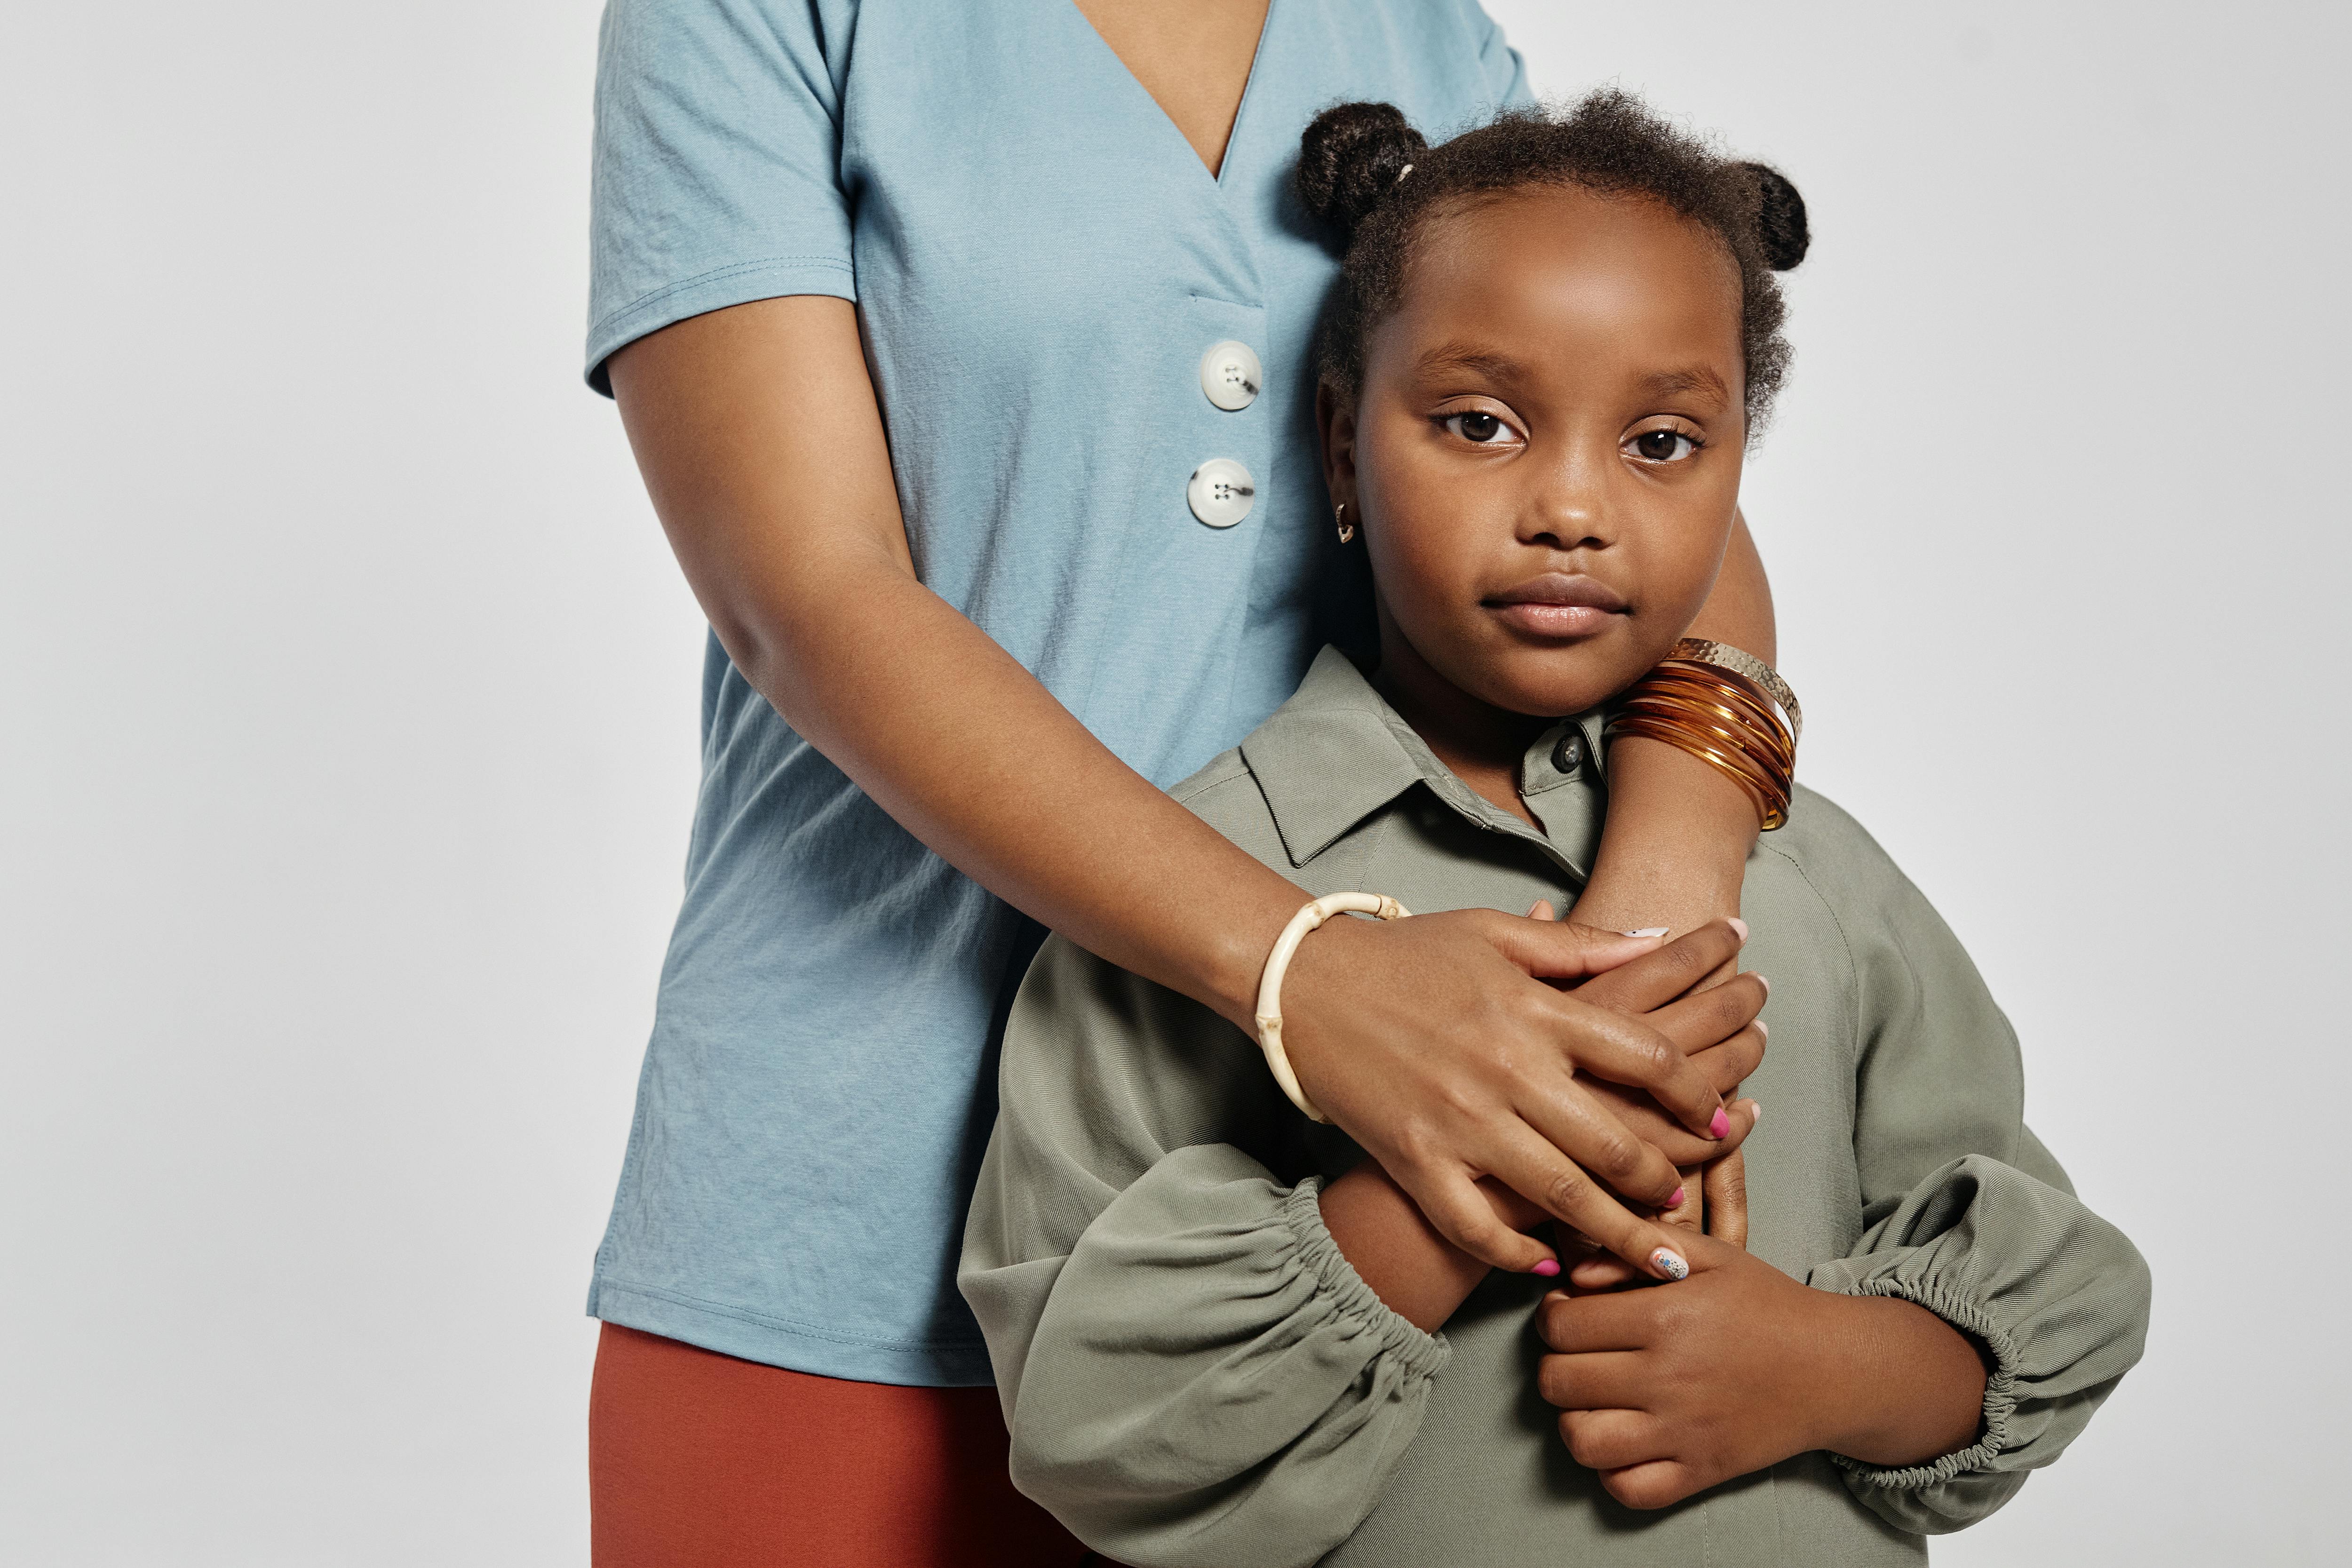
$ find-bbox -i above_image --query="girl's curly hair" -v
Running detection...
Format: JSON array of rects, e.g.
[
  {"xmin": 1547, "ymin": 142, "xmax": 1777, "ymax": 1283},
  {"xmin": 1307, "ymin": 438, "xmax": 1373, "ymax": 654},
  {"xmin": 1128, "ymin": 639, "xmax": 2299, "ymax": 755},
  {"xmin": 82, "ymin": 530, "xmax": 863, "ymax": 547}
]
[{"xmin": 1297, "ymin": 90, "xmax": 1808, "ymax": 433}]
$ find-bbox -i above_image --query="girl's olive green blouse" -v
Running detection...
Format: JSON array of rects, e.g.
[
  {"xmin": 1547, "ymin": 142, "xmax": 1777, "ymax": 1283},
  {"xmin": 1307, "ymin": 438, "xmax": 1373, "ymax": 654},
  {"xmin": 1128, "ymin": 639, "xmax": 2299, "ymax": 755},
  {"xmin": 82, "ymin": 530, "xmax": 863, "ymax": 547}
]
[{"xmin": 960, "ymin": 648, "xmax": 2150, "ymax": 1568}]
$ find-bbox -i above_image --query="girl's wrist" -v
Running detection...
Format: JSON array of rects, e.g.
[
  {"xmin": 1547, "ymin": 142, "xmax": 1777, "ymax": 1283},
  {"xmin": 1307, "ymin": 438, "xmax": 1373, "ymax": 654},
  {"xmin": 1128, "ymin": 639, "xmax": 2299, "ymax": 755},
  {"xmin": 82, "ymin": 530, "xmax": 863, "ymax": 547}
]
[
  {"xmin": 1811, "ymin": 1294, "xmax": 1990, "ymax": 1467},
  {"xmin": 1575, "ymin": 736, "xmax": 1755, "ymax": 936}
]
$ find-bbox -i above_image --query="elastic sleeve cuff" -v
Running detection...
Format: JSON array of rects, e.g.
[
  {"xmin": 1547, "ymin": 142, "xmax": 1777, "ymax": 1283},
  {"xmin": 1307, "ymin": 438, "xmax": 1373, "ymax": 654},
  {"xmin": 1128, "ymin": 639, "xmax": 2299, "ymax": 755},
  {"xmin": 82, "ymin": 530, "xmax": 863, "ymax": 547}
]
[
  {"xmin": 1827, "ymin": 1275, "xmax": 2022, "ymax": 1491},
  {"xmin": 1279, "ymin": 1180, "xmax": 1451, "ymax": 1384}
]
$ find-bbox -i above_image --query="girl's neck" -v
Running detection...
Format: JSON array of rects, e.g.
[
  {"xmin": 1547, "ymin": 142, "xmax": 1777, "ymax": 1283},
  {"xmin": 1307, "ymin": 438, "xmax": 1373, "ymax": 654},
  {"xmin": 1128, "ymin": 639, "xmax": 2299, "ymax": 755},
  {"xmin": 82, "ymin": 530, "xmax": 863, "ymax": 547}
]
[{"xmin": 1369, "ymin": 635, "xmax": 1549, "ymax": 830}]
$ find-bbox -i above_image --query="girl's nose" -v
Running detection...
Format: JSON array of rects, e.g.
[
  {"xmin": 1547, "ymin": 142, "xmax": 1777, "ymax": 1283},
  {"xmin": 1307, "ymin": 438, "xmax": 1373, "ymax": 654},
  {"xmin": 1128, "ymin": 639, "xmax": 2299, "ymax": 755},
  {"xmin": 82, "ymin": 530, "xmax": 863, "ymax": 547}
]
[{"xmin": 1520, "ymin": 453, "xmax": 1613, "ymax": 552}]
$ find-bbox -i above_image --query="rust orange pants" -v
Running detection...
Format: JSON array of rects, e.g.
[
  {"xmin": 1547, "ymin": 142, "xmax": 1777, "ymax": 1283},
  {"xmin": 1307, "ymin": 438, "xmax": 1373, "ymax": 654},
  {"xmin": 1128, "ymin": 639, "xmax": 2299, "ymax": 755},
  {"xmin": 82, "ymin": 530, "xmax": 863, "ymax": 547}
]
[{"xmin": 589, "ymin": 1323, "xmax": 1094, "ymax": 1568}]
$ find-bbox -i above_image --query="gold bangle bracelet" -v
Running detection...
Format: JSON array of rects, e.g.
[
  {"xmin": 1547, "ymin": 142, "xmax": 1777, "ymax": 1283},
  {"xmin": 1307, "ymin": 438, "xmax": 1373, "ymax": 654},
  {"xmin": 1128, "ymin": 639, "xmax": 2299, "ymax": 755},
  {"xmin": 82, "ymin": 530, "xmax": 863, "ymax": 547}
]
[{"xmin": 1607, "ymin": 645, "xmax": 1800, "ymax": 830}]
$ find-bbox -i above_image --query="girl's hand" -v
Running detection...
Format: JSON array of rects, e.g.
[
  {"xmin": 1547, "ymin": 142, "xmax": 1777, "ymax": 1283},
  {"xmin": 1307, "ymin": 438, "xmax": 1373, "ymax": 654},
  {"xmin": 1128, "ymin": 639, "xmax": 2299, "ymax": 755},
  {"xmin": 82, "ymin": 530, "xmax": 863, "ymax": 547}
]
[
  {"xmin": 1535, "ymin": 1232, "xmax": 1989, "ymax": 1509},
  {"xmin": 1282, "ymin": 916, "xmax": 1760, "ymax": 1279}
]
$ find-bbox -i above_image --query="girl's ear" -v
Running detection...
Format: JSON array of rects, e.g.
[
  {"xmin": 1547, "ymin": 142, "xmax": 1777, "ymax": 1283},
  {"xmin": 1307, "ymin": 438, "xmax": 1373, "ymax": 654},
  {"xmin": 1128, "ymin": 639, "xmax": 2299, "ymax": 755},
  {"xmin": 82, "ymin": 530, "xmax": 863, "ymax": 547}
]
[{"xmin": 1316, "ymin": 378, "xmax": 1360, "ymax": 516}]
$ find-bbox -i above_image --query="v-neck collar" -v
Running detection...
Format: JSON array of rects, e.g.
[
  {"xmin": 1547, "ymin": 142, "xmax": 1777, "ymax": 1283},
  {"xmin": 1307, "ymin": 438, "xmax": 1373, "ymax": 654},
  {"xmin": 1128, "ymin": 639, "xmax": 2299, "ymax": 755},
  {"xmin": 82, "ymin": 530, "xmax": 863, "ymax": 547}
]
[{"xmin": 1062, "ymin": 0, "xmax": 1279, "ymax": 189}]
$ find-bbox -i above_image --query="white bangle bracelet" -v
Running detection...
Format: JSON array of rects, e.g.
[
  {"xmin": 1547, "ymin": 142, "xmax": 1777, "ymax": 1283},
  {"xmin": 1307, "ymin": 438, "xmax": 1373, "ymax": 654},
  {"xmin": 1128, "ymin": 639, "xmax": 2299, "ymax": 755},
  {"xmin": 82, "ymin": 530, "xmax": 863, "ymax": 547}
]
[{"xmin": 1254, "ymin": 891, "xmax": 1412, "ymax": 1123}]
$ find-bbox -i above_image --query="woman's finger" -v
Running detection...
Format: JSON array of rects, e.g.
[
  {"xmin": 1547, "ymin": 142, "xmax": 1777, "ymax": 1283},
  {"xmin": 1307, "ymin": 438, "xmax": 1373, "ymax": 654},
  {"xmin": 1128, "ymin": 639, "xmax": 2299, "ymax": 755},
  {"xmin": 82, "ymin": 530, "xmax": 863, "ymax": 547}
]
[
  {"xmin": 1383, "ymin": 1157, "xmax": 1559, "ymax": 1275},
  {"xmin": 1557, "ymin": 1408, "xmax": 1672, "ymax": 1472},
  {"xmin": 1535, "ymin": 991, "xmax": 1729, "ymax": 1138},
  {"xmin": 1483, "ymin": 909, "xmax": 1670, "ymax": 982},
  {"xmin": 1509, "ymin": 1076, "xmax": 1686, "ymax": 1210},
  {"xmin": 1487, "ymin": 1142, "xmax": 1692, "ymax": 1281},
  {"xmin": 1568, "ymin": 917, "xmax": 1749, "ymax": 1014},
  {"xmin": 1643, "ymin": 972, "xmax": 1768, "ymax": 1056},
  {"xmin": 1702, "ymin": 1140, "xmax": 1750, "ymax": 1250},
  {"xmin": 1573, "ymin": 1077, "xmax": 1759, "ymax": 1167},
  {"xmin": 1536, "ymin": 1349, "xmax": 1651, "ymax": 1412}
]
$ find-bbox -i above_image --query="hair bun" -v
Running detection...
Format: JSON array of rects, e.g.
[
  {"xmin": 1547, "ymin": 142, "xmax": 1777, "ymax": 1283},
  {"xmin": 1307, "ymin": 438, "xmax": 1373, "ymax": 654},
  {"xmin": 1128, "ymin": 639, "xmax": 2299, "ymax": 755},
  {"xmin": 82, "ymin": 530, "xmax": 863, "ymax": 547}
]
[
  {"xmin": 1741, "ymin": 162, "xmax": 1809, "ymax": 270},
  {"xmin": 1297, "ymin": 102, "xmax": 1428, "ymax": 247}
]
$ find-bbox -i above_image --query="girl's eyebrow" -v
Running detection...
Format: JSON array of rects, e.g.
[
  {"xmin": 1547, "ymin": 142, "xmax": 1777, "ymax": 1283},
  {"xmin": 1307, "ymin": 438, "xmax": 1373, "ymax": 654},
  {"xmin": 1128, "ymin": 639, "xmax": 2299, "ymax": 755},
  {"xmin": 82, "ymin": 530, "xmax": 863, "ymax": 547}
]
[
  {"xmin": 1641, "ymin": 366, "xmax": 1733, "ymax": 406},
  {"xmin": 1413, "ymin": 342, "xmax": 1523, "ymax": 382}
]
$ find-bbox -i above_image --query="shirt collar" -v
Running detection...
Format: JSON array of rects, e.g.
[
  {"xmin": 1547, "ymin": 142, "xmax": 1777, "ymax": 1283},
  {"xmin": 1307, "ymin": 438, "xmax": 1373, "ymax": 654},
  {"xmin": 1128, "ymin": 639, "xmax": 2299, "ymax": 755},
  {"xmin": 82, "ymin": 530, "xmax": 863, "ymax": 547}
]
[{"xmin": 1239, "ymin": 646, "xmax": 1606, "ymax": 882}]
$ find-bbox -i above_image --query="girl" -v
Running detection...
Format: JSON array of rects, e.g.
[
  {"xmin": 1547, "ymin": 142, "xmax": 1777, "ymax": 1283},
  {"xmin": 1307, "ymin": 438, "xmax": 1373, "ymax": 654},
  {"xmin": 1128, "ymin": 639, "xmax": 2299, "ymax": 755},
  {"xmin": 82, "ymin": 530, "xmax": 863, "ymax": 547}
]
[{"xmin": 961, "ymin": 93, "xmax": 2150, "ymax": 1565}]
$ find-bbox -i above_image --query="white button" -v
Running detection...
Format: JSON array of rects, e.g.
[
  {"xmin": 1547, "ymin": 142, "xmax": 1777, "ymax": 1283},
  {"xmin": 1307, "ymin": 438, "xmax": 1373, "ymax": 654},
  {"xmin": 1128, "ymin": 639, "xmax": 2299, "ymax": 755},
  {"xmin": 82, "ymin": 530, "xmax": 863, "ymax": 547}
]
[
  {"xmin": 1199, "ymin": 340, "xmax": 1263, "ymax": 411},
  {"xmin": 1187, "ymin": 459, "xmax": 1256, "ymax": 528}
]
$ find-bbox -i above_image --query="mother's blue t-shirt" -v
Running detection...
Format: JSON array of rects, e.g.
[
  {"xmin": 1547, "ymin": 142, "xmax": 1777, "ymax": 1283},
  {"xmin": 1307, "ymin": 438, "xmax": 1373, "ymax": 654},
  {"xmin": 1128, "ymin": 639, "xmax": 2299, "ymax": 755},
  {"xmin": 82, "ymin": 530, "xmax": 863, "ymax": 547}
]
[{"xmin": 587, "ymin": 0, "xmax": 1529, "ymax": 1385}]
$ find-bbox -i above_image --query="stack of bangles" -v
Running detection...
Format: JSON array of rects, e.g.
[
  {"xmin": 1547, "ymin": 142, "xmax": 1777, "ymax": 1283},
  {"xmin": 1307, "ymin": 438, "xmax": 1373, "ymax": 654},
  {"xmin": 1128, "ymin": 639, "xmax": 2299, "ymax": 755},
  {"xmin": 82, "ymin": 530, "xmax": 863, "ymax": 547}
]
[
  {"xmin": 1605, "ymin": 637, "xmax": 1802, "ymax": 831},
  {"xmin": 1252, "ymin": 640, "xmax": 1797, "ymax": 1125}
]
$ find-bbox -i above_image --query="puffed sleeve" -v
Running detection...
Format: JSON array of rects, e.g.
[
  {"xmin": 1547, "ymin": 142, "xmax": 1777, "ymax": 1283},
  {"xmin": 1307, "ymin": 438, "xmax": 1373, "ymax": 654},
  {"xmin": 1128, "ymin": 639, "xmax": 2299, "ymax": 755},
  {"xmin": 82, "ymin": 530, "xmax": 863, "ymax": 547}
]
[
  {"xmin": 586, "ymin": 0, "xmax": 861, "ymax": 392},
  {"xmin": 1783, "ymin": 799, "xmax": 2151, "ymax": 1534},
  {"xmin": 960, "ymin": 937, "xmax": 1450, "ymax": 1568}
]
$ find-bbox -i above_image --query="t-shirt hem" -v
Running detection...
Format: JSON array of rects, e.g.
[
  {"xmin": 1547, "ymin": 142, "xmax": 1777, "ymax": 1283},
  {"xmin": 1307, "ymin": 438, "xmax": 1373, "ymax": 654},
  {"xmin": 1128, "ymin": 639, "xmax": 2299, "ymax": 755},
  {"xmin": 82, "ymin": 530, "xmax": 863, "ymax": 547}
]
[
  {"xmin": 589, "ymin": 1276, "xmax": 995, "ymax": 1388},
  {"xmin": 584, "ymin": 256, "xmax": 858, "ymax": 396}
]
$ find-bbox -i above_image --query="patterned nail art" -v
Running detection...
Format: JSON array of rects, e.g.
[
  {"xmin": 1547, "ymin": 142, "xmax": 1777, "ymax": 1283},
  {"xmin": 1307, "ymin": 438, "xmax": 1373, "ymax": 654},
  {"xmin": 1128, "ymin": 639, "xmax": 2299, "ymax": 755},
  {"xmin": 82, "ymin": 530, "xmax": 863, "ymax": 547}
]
[{"xmin": 1651, "ymin": 1248, "xmax": 1690, "ymax": 1281}]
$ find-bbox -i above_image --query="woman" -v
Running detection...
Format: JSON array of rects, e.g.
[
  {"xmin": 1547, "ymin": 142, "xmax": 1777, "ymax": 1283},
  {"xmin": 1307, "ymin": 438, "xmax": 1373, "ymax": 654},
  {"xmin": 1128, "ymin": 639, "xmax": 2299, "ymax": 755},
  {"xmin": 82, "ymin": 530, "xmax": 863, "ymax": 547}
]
[{"xmin": 583, "ymin": 1, "xmax": 1778, "ymax": 1562}]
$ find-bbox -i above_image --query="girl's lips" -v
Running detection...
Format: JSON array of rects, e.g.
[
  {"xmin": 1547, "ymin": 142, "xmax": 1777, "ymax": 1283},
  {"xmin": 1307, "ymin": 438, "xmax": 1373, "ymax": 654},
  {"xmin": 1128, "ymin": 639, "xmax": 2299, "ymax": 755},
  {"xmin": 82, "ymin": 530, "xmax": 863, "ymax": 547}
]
[
  {"xmin": 1490, "ymin": 601, "xmax": 1621, "ymax": 638},
  {"xmin": 1484, "ymin": 573, "xmax": 1628, "ymax": 639}
]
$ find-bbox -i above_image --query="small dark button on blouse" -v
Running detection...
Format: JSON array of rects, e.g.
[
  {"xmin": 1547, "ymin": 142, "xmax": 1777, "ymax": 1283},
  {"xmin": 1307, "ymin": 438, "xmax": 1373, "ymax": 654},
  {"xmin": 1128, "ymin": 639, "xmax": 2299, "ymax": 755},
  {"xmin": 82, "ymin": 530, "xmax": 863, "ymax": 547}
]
[{"xmin": 1552, "ymin": 730, "xmax": 1586, "ymax": 776}]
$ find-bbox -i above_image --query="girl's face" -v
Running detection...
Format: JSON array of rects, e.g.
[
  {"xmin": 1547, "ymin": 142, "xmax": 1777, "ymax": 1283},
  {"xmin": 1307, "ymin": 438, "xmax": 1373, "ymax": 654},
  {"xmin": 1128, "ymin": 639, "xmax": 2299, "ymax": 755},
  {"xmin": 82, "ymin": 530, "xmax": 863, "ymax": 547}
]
[{"xmin": 1321, "ymin": 183, "xmax": 1748, "ymax": 723}]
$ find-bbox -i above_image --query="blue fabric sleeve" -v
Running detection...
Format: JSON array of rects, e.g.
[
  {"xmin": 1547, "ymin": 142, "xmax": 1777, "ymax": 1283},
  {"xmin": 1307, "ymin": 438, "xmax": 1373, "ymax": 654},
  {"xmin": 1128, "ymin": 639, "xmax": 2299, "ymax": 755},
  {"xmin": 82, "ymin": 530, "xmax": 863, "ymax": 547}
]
[
  {"xmin": 587, "ymin": 0, "xmax": 860, "ymax": 393},
  {"xmin": 1475, "ymin": 4, "xmax": 1533, "ymax": 111}
]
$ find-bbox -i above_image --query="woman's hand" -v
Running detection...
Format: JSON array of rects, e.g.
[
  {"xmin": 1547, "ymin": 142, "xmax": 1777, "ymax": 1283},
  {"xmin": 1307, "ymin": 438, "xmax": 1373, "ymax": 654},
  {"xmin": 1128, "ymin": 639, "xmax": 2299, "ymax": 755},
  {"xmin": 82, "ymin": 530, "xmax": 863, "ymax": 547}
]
[
  {"xmin": 1536, "ymin": 1231, "xmax": 1990, "ymax": 1509},
  {"xmin": 1283, "ymin": 916, "xmax": 1761, "ymax": 1279}
]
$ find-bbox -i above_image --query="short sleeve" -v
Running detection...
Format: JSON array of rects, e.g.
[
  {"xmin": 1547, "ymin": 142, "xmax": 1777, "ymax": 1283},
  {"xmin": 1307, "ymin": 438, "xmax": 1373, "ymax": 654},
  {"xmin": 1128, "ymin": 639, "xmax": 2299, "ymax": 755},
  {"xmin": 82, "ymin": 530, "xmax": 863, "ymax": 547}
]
[{"xmin": 586, "ymin": 0, "xmax": 861, "ymax": 393}]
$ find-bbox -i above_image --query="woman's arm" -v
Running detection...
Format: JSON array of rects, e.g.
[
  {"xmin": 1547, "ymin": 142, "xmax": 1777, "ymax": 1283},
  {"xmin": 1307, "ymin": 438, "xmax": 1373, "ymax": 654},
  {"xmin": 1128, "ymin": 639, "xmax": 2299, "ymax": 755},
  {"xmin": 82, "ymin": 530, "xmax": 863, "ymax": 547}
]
[
  {"xmin": 1568, "ymin": 512, "xmax": 1774, "ymax": 939},
  {"xmin": 608, "ymin": 295, "xmax": 1748, "ymax": 1274}
]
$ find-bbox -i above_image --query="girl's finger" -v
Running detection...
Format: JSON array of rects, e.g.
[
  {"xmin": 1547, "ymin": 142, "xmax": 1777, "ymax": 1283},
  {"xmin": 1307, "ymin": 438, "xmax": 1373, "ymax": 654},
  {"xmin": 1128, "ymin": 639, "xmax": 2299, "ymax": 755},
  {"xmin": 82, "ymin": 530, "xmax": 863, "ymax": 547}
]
[
  {"xmin": 1644, "ymin": 972, "xmax": 1769, "ymax": 1055},
  {"xmin": 1685, "ymin": 1025, "xmax": 1766, "ymax": 1093},
  {"xmin": 1702, "ymin": 1139, "xmax": 1751, "ymax": 1251},
  {"xmin": 1557, "ymin": 1408, "xmax": 1672, "ymax": 1472},
  {"xmin": 1601, "ymin": 1459, "xmax": 1705, "ymax": 1512},
  {"xmin": 1537, "ymin": 1282, "xmax": 1672, "ymax": 1353},
  {"xmin": 1565, "ymin": 1253, "xmax": 1645, "ymax": 1290},
  {"xmin": 1565, "ymin": 917, "xmax": 1750, "ymax": 1013},
  {"xmin": 1536, "ymin": 993, "xmax": 1729, "ymax": 1139},
  {"xmin": 1536, "ymin": 1349, "xmax": 1650, "ymax": 1412}
]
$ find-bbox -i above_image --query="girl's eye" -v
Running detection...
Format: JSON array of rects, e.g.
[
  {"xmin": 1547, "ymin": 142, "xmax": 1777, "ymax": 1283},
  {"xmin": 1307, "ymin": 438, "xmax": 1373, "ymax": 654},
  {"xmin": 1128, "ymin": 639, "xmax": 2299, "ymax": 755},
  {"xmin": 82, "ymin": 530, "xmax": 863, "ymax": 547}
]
[
  {"xmin": 1443, "ymin": 411, "xmax": 1516, "ymax": 445},
  {"xmin": 1631, "ymin": 429, "xmax": 1700, "ymax": 463}
]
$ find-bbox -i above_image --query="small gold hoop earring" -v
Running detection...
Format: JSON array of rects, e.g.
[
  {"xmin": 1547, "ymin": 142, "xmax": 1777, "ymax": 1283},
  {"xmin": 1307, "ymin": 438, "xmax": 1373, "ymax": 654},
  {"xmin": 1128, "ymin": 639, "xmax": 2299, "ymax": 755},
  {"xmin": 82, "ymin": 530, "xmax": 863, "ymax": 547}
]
[{"xmin": 1335, "ymin": 502, "xmax": 1356, "ymax": 544}]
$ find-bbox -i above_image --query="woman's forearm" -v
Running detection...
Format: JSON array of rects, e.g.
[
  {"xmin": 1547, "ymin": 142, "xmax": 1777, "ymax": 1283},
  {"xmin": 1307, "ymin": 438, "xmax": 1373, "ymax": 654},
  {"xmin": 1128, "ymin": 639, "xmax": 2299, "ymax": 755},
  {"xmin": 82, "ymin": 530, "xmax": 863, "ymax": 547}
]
[
  {"xmin": 1571, "ymin": 509, "xmax": 1775, "ymax": 937},
  {"xmin": 611, "ymin": 296, "xmax": 1302, "ymax": 1029}
]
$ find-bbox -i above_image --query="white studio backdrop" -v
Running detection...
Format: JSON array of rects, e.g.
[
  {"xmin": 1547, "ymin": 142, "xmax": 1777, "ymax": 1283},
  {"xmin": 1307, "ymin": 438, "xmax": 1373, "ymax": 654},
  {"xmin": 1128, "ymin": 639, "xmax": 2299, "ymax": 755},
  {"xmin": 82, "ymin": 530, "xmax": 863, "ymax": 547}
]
[{"xmin": 1, "ymin": 2, "xmax": 2342, "ymax": 1562}]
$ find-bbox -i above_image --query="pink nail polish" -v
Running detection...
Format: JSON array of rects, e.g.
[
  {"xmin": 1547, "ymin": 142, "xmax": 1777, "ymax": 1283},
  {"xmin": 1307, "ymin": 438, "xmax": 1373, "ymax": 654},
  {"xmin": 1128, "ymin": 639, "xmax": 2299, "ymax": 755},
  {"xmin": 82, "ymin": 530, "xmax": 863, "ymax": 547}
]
[
  {"xmin": 1665, "ymin": 1186, "xmax": 1686, "ymax": 1209},
  {"xmin": 1727, "ymin": 917, "xmax": 1750, "ymax": 941},
  {"xmin": 1709, "ymin": 1106, "xmax": 1731, "ymax": 1139},
  {"xmin": 1532, "ymin": 1258, "xmax": 1561, "ymax": 1278}
]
